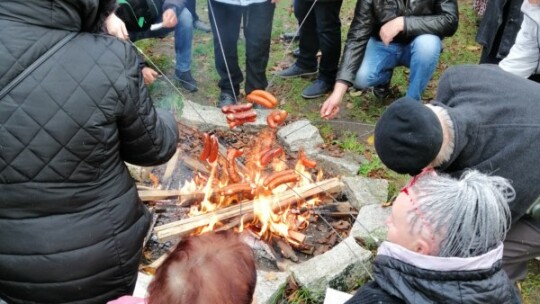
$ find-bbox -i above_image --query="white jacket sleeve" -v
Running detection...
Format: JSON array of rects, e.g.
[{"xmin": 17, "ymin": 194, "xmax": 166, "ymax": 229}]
[{"xmin": 499, "ymin": 16, "xmax": 540, "ymax": 78}]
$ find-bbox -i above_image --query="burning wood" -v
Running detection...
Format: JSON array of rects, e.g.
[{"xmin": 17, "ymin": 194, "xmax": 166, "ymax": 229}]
[{"xmin": 154, "ymin": 178, "xmax": 343, "ymax": 242}]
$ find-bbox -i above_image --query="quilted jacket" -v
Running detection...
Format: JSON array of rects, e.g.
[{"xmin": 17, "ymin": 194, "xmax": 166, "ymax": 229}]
[
  {"xmin": 336, "ymin": 0, "xmax": 459, "ymax": 84},
  {"xmin": 0, "ymin": 0, "xmax": 179, "ymax": 303},
  {"xmin": 346, "ymin": 242, "xmax": 519, "ymax": 304}
]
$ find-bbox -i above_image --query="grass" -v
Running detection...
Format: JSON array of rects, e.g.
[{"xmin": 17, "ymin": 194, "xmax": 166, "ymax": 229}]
[{"xmin": 138, "ymin": 0, "xmax": 539, "ymax": 302}]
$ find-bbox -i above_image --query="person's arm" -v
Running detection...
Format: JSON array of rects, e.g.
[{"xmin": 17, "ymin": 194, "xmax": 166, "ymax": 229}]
[
  {"xmin": 118, "ymin": 43, "xmax": 179, "ymax": 166},
  {"xmin": 335, "ymin": 0, "xmax": 375, "ymax": 85},
  {"xmin": 322, "ymin": 0, "xmax": 373, "ymax": 119},
  {"xmin": 499, "ymin": 16, "xmax": 540, "ymax": 78},
  {"xmin": 403, "ymin": 0, "xmax": 459, "ymax": 38}
]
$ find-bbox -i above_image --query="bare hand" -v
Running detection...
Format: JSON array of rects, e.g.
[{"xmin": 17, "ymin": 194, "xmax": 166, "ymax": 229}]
[
  {"xmin": 105, "ymin": 13, "xmax": 129, "ymax": 40},
  {"xmin": 162, "ymin": 9, "xmax": 178, "ymax": 28},
  {"xmin": 142, "ymin": 67, "xmax": 159, "ymax": 85},
  {"xmin": 379, "ymin": 17, "xmax": 404, "ymax": 46},
  {"xmin": 320, "ymin": 92, "xmax": 342, "ymax": 119},
  {"xmin": 271, "ymin": 0, "xmax": 281, "ymax": 3}
]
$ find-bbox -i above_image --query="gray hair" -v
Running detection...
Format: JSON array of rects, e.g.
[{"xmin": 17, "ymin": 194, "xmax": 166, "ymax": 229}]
[{"xmin": 408, "ymin": 170, "xmax": 514, "ymax": 258}]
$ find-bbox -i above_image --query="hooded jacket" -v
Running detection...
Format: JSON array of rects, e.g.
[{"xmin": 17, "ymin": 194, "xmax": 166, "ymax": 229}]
[
  {"xmin": 336, "ymin": 0, "xmax": 459, "ymax": 84},
  {"xmin": 346, "ymin": 242, "xmax": 518, "ymax": 304},
  {"xmin": 0, "ymin": 0, "xmax": 179, "ymax": 303},
  {"xmin": 499, "ymin": 1, "xmax": 540, "ymax": 77}
]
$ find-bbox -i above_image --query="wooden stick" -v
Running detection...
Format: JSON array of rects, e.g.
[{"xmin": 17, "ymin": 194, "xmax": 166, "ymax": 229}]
[
  {"xmin": 154, "ymin": 178, "xmax": 343, "ymax": 242},
  {"xmin": 138, "ymin": 189, "xmax": 207, "ymax": 202},
  {"xmin": 287, "ymin": 230, "xmax": 306, "ymax": 244},
  {"xmin": 274, "ymin": 237, "xmax": 298, "ymax": 262},
  {"xmin": 179, "ymin": 155, "xmax": 210, "ymax": 175},
  {"xmin": 162, "ymin": 148, "xmax": 181, "ymax": 188}
]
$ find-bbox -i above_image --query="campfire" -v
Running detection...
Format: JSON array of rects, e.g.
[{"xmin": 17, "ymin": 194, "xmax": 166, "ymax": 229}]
[{"xmin": 138, "ymin": 94, "xmax": 355, "ymax": 269}]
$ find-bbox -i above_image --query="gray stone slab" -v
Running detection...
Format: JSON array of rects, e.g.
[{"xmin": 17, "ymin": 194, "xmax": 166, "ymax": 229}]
[
  {"xmin": 179, "ymin": 100, "xmax": 270, "ymax": 132},
  {"xmin": 254, "ymin": 270, "xmax": 289, "ymax": 304},
  {"xmin": 290, "ymin": 237, "xmax": 372, "ymax": 301},
  {"xmin": 343, "ymin": 176, "xmax": 388, "ymax": 210},
  {"xmin": 310, "ymin": 153, "xmax": 362, "ymax": 176},
  {"xmin": 350, "ymin": 204, "xmax": 392, "ymax": 243},
  {"xmin": 277, "ymin": 120, "xmax": 324, "ymax": 153}
]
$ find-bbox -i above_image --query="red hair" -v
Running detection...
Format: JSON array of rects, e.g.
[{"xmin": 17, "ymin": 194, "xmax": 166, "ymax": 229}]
[{"xmin": 147, "ymin": 231, "xmax": 256, "ymax": 304}]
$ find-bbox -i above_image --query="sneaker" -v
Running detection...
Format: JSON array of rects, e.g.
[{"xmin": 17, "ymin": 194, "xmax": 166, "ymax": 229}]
[
  {"xmin": 301, "ymin": 79, "xmax": 333, "ymax": 99},
  {"xmin": 292, "ymin": 48, "xmax": 300, "ymax": 58},
  {"xmin": 193, "ymin": 20, "xmax": 211, "ymax": 33},
  {"xmin": 277, "ymin": 64, "xmax": 317, "ymax": 78},
  {"xmin": 175, "ymin": 71, "xmax": 198, "ymax": 92},
  {"xmin": 282, "ymin": 32, "xmax": 299, "ymax": 42},
  {"xmin": 373, "ymin": 82, "xmax": 391, "ymax": 100},
  {"xmin": 217, "ymin": 93, "xmax": 237, "ymax": 108}
]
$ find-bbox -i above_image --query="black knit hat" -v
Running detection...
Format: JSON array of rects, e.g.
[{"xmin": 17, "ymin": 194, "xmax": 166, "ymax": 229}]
[{"xmin": 374, "ymin": 97, "xmax": 443, "ymax": 175}]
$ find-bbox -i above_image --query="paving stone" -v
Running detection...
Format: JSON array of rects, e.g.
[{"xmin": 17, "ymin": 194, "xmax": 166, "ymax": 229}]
[
  {"xmin": 350, "ymin": 204, "xmax": 392, "ymax": 244},
  {"xmin": 254, "ymin": 270, "xmax": 289, "ymax": 304},
  {"xmin": 290, "ymin": 237, "xmax": 372, "ymax": 301},
  {"xmin": 343, "ymin": 176, "xmax": 388, "ymax": 210},
  {"xmin": 179, "ymin": 99, "xmax": 270, "ymax": 132},
  {"xmin": 277, "ymin": 120, "xmax": 324, "ymax": 153}
]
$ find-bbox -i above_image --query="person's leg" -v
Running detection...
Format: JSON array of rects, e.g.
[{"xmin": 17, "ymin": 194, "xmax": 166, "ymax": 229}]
[
  {"xmin": 400, "ymin": 34, "xmax": 441, "ymax": 100},
  {"xmin": 209, "ymin": 0, "xmax": 243, "ymax": 100},
  {"xmin": 243, "ymin": 0, "xmax": 275, "ymax": 94},
  {"xmin": 295, "ymin": 0, "xmax": 319, "ymax": 71},
  {"xmin": 186, "ymin": 0, "xmax": 199, "ymax": 21},
  {"xmin": 173, "ymin": 8, "xmax": 198, "ymax": 91},
  {"xmin": 503, "ymin": 218, "xmax": 540, "ymax": 282},
  {"xmin": 354, "ymin": 37, "xmax": 400, "ymax": 90},
  {"xmin": 313, "ymin": 0, "xmax": 342, "ymax": 84}
]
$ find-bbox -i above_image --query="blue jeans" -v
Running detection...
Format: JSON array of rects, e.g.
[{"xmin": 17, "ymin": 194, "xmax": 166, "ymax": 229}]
[
  {"xmin": 353, "ymin": 34, "xmax": 442, "ymax": 100},
  {"xmin": 129, "ymin": 8, "xmax": 193, "ymax": 75}
]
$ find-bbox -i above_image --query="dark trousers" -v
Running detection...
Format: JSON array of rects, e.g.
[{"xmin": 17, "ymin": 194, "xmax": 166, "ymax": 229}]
[
  {"xmin": 294, "ymin": 0, "xmax": 342, "ymax": 84},
  {"xmin": 208, "ymin": 0, "xmax": 275, "ymax": 97},
  {"xmin": 186, "ymin": 0, "xmax": 200, "ymax": 22},
  {"xmin": 503, "ymin": 217, "xmax": 540, "ymax": 282}
]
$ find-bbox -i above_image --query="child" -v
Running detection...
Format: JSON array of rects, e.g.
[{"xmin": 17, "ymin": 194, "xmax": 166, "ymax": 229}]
[
  {"xmin": 346, "ymin": 170, "xmax": 520, "ymax": 304},
  {"xmin": 109, "ymin": 231, "xmax": 256, "ymax": 304}
]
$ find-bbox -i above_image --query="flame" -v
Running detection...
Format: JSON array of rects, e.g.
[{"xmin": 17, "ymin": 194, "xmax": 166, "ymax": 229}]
[{"xmin": 186, "ymin": 129, "xmax": 325, "ymax": 244}]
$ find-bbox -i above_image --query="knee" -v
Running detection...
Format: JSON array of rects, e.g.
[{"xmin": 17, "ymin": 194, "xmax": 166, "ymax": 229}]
[
  {"xmin": 178, "ymin": 8, "xmax": 194, "ymax": 28},
  {"xmin": 353, "ymin": 66, "xmax": 377, "ymax": 89},
  {"xmin": 412, "ymin": 34, "xmax": 442, "ymax": 58}
]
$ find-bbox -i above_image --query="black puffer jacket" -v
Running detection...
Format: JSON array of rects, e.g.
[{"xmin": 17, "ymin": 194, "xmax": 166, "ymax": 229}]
[
  {"xmin": 337, "ymin": 0, "xmax": 459, "ymax": 84},
  {"xmin": 0, "ymin": 0, "xmax": 179, "ymax": 303},
  {"xmin": 346, "ymin": 242, "xmax": 518, "ymax": 304}
]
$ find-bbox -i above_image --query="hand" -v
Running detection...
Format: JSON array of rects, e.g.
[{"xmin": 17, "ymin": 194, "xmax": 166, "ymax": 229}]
[
  {"xmin": 271, "ymin": 0, "xmax": 281, "ymax": 3},
  {"xmin": 142, "ymin": 67, "xmax": 159, "ymax": 85},
  {"xmin": 105, "ymin": 13, "xmax": 129, "ymax": 40},
  {"xmin": 379, "ymin": 17, "xmax": 404, "ymax": 46},
  {"xmin": 162, "ymin": 9, "xmax": 178, "ymax": 28},
  {"xmin": 320, "ymin": 82, "xmax": 348, "ymax": 119}
]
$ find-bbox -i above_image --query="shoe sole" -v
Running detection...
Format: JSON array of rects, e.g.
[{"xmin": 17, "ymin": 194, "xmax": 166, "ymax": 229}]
[
  {"xmin": 301, "ymin": 91, "xmax": 330, "ymax": 99},
  {"xmin": 278, "ymin": 70, "xmax": 318, "ymax": 79}
]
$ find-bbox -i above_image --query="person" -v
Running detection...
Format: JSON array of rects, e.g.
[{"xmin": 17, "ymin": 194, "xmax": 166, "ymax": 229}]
[
  {"xmin": 0, "ymin": 0, "xmax": 179, "ymax": 302},
  {"xmin": 346, "ymin": 170, "xmax": 519, "ymax": 304},
  {"xmin": 107, "ymin": 231, "xmax": 257, "ymax": 304},
  {"xmin": 373, "ymin": 64, "xmax": 540, "ymax": 285},
  {"xmin": 499, "ymin": 0, "xmax": 540, "ymax": 78},
  {"xmin": 116, "ymin": 0, "xmax": 198, "ymax": 92},
  {"xmin": 208, "ymin": 0, "xmax": 278, "ymax": 108},
  {"xmin": 186, "ymin": 0, "xmax": 212, "ymax": 32},
  {"xmin": 319, "ymin": 0, "xmax": 458, "ymax": 118},
  {"xmin": 277, "ymin": 0, "xmax": 343, "ymax": 99},
  {"xmin": 476, "ymin": 0, "xmax": 524, "ymax": 64}
]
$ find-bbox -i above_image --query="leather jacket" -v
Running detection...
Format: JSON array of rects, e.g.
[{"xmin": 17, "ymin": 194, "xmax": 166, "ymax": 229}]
[{"xmin": 337, "ymin": 0, "xmax": 459, "ymax": 84}]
